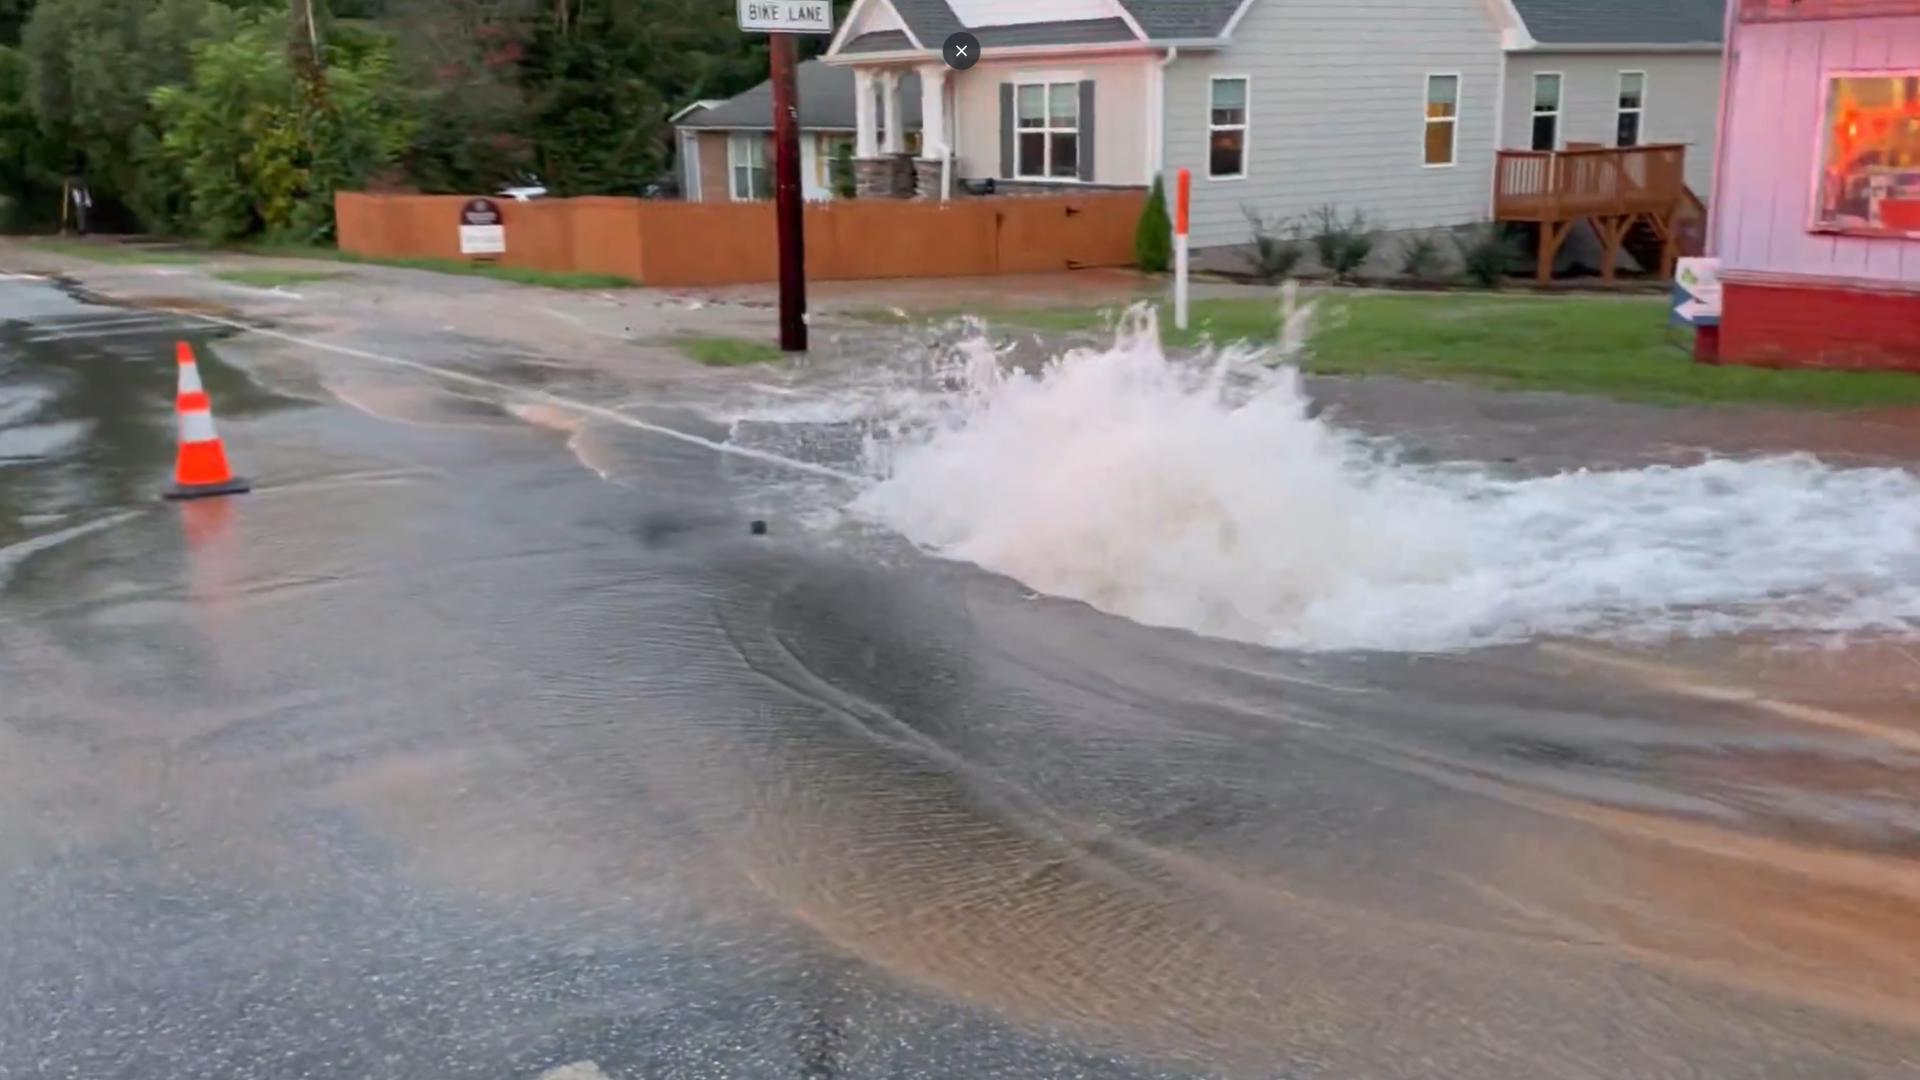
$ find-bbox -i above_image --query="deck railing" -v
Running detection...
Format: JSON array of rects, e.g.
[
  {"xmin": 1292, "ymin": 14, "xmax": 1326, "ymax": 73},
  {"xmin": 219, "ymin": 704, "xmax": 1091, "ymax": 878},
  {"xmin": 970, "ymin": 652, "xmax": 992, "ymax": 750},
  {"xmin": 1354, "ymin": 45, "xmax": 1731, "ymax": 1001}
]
[{"xmin": 1494, "ymin": 144, "xmax": 1689, "ymax": 222}]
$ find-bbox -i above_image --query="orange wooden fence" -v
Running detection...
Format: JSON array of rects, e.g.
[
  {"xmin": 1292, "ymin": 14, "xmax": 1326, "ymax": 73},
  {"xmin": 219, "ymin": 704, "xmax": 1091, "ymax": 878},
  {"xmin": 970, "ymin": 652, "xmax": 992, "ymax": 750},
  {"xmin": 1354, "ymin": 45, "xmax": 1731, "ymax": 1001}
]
[{"xmin": 334, "ymin": 191, "xmax": 1147, "ymax": 287}]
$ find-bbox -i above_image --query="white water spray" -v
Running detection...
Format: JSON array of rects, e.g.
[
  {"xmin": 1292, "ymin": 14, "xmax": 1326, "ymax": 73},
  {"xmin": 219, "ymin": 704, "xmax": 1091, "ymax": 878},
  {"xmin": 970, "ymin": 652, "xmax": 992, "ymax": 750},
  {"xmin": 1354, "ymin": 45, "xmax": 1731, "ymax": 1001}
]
[{"xmin": 849, "ymin": 307, "xmax": 1920, "ymax": 652}]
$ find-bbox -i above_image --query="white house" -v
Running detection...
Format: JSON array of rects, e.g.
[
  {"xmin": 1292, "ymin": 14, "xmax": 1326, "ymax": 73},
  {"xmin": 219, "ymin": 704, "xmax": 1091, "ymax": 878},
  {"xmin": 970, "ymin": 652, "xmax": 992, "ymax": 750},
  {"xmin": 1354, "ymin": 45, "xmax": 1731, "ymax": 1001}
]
[{"xmin": 820, "ymin": 0, "xmax": 1724, "ymax": 263}]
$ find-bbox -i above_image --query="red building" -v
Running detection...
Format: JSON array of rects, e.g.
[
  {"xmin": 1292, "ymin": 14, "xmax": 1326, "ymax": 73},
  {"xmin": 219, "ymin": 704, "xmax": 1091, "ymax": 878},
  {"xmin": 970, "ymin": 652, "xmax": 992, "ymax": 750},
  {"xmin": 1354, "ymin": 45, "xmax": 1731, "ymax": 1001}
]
[{"xmin": 1711, "ymin": 0, "xmax": 1920, "ymax": 371}]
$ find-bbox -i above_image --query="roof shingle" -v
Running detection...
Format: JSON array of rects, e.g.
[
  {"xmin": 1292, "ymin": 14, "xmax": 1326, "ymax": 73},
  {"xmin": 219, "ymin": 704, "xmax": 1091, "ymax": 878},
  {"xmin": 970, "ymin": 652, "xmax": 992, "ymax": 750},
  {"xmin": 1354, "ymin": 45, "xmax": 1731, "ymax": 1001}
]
[
  {"xmin": 1509, "ymin": 0, "xmax": 1725, "ymax": 45},
  {"xmin": 676, "ymin": 60, "xmax": 922, "ymax": 131}
]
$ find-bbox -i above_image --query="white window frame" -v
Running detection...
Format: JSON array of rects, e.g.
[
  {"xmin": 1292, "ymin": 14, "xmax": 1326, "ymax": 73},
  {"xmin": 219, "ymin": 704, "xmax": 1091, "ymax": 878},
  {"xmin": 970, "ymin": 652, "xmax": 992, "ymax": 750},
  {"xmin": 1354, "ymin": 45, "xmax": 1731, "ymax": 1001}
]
[
  {"xmin": 728, "ymin": 133, "xmax": 769, "ymax": 201},
  {"xmin": 1616, "ymin": 70, "xmax": 1649, "ymax": 148},
  {"xmin": 1531, "ymin": 71, "xmax": 1563, "ymax": 152},
  {"xmin": 1012, "ymin": 80, "xmax": 1083, "ymax": 182},
  {"xmin": 1423, "ymin": 73, "xmax": 1462, "ymax": 169},
  {"xmin": 1207, "ymin": 74, "xmax": 1251, "ymax": 181}
]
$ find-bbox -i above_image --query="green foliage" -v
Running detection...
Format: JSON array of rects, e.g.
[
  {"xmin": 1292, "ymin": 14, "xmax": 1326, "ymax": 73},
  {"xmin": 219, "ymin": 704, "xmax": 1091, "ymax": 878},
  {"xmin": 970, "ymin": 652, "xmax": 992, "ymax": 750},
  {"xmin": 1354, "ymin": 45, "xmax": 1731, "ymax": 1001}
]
[
  {"xmin": 1133, "ymin": 174, "xmax": 1171, "ymax": 273},
  {"xmin": 1241, "ymin": 205, "xmax": 1305, "ymax": 284},
  {"xmin": 675, "ymin": 333, "xmax": 782, "ymax": 366},
  {"xmin": 1453, "ymin": 223, "xmax": 1520, "ymax": 288},
  {"xmin": 1308, "ymin": 204, "xmax": 1375, "ymax": 281},
  {"xmin": 0, "ymin": 44, "xmax": 59, "ymax": 227},
  {"xmin": 1398, "ymin": 232, "xmax": 1447, "ymax": 282},
  {"xmin": 830, "ymin": 139, "xmax": 855, "ymax": 199},
  {"xmin": 148, "ymin": 18, "xmax": 412, "ymax": 242},
  {"xmin": 0, "ymin": 0, "xmax": 37, "ymax": 46}
]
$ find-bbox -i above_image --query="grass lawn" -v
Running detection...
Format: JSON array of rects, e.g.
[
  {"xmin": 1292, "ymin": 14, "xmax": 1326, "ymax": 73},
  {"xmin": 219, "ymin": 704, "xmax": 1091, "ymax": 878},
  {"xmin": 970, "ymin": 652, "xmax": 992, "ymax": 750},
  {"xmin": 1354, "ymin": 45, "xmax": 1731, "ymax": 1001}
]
[
  {"xmin": 213, "ymin": 267, "xmax": 343, "ymax": 289},
  {"xmin": 938, "ymin": 293, "xmax": 1920, "ymax": 409},
  {"xmin": 227, "ymin": 244, "xmax": 634, "ymax": 290},
  {"xmin": 26, "ymin": 238, "xmax": 206, "ymax": 265},
  {"xmin": 674, "ymin": 334, "xmax": 783, "ymax": 367}
]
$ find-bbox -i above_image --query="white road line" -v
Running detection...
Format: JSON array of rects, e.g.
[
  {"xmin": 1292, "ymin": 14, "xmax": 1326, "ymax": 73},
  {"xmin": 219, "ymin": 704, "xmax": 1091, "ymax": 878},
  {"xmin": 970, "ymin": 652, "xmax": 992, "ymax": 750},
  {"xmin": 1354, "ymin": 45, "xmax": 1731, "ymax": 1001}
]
[
  {"xmin": 26, "ymin": 324, "xmax": 180, "ymax": 344},
  {"xmin": 163, "ymin": 308, "xmax": 860, "ymax": 483}
]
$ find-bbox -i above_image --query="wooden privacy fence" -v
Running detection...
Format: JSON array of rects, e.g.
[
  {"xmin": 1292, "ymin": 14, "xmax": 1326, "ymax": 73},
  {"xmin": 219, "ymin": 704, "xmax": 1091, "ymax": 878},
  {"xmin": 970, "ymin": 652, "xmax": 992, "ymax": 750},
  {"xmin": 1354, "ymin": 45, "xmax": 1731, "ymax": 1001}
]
[{"xmin": 335, "ymin": 192, "xmax": 1147, "ymax": 287}]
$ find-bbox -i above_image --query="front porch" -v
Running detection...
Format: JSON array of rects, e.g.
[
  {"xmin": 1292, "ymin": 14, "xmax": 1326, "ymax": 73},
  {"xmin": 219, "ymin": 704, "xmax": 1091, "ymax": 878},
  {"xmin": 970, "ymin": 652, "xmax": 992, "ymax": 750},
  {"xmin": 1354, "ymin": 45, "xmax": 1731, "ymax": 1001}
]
[
  {"xmin": 851, "ymin": 64, "xmax": 954, "ymax": 200},
  {"xmin": 1494, "ymin": 144, "xmax": 1707, "ymax": 282}
]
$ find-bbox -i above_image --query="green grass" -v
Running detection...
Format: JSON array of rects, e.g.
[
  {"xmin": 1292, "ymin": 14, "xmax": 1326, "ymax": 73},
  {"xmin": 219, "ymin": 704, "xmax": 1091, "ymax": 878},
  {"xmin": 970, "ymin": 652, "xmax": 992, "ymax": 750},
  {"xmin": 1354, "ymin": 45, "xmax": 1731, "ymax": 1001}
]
[
  {"xmin": 26, "ymin": 238, "xmax": 206, "ymax": 265},
  {"xmin": 213, "ymin": 268, "xmax": 343, "ymax": 288},
  {"xmin": 928, "ymin": 293, "xmax": 1920, "ymax": 409},
  {"xmin": 674, "ymin": 333, "xmax": 784, "ymax": 367},
  {"xmin": 224, "ymin": 243, "xmax": 634, "ymax": 289}
]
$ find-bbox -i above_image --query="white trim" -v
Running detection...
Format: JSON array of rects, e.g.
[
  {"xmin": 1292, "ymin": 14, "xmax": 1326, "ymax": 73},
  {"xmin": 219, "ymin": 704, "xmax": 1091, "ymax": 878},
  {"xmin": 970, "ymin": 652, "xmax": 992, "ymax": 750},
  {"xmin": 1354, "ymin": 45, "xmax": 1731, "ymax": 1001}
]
[
  {"xmin": 1205, "ymin": 74, "xmax": 1250, "ymax": 181},
  {"xmin": 680, "ymin": 125, "xmax": 859, "ymax": 134},
  {"xmin": 824, "ymin": 42, "xmax": 1164, "ymax": 64},
  {"xmin": 1010, "ymin": 79, "xmax": 1085, "ymax": 181},
  {"xmin": 727, "ymin": 132, "xmax": 769, "ymax": 200},
  {"xmin": 1513, "ymin": 42, "xmax": 1721, "ymax": 53},
  {"xmin": 1422, "ymin": 72, "xmax": 1462, "ymax": 169},
  {"xmin": 1106, "ymin": 0, "xmax": 1148, "ymax": 42},
  {"xmin": 1008, "ymin": 67, "xmax": 1090, "ymax": 83},
  {"xmin": 1615, "ymin": 69, "xmax": 1648, "ymax": 148},
  {"xmin": 825, "ymin": 0, "xmax": 922, "ymax": 56},
  {"xmin": 1219, "ymin": 0, "xmax": 1259, "ymax": 38},
  {"xmin": 1530, "ymin": 70, "xmax": 1562, "ymax": 151},
  {"xmin": 681, "ymin": 130, "xmax": 702, "ymax": 201},
  {"xmin": 668, "ymin": 99, "xmax": 725, "ymax": 125},
  {"xmin": 178, "ymin": 361, "xmax": 204, "ymax": 395}
]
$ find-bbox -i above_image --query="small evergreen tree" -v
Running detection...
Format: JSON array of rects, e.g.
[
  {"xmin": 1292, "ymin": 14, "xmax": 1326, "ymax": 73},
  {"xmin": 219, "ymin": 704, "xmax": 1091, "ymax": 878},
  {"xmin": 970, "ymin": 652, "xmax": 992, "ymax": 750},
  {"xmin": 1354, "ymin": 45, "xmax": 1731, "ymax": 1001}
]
[
  {"xmin": 1134, "ymin": 173, "xmax": 1171, "ymax": 273},
  {"xmin": 831, "ymin": 138, "xmax": 854, "ymax": 198}
]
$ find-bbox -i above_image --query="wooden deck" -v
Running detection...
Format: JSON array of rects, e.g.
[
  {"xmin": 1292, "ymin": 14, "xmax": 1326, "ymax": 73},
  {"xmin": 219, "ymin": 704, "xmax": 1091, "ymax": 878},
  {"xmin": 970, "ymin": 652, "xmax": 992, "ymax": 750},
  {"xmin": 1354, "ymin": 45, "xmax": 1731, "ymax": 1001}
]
[{"xmin": 1494, "ymin": 144, "xmax": 1698, "ymax": 282}]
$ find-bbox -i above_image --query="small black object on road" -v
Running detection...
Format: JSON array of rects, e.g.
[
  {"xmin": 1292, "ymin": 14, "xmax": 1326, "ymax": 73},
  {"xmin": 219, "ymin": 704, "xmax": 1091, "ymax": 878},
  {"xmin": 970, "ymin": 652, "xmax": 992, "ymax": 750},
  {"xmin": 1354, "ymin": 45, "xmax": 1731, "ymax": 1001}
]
[{"xmin": 750, "ymin": 520, "xmax": 769, "ymax": 536}]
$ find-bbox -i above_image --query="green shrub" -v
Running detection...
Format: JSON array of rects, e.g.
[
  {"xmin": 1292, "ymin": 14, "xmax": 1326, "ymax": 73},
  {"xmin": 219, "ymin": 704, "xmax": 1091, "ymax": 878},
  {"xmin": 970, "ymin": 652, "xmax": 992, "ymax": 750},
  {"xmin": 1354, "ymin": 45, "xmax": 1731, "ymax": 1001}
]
[
  {"xmin": 1309, "ymin": 204, "xmax": 1375, "ymax": 281},
  {"xmin": 1134, "ymin": 174, "xmax": 1172, "ymax": 272},
  {"xmin": 1398, "ymin": 232, "xmax": 1447, "ymax": 282},
  {"xmin": 831, "ymin": 140, "xmax": 856, "ymax": 199},
  {"xmin": 1240, "ymin": 205, "xmax": 1305, "ymax": 283},
  {"xmin": 1453, "ymin": 223, "xmax": 1520, "ymax": 288}
]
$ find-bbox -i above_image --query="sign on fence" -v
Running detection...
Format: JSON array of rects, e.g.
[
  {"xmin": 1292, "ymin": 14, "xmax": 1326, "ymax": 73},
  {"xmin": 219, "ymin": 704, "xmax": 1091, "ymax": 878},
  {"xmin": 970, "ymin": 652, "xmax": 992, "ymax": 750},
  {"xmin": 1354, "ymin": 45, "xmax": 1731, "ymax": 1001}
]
[
  {"xmin": 459, "ymin": 198, "xmax": 506, "ymax": 257},
  {"xmin": 737, "ymin": 0, "xmax": 833, "ymax": 33}
]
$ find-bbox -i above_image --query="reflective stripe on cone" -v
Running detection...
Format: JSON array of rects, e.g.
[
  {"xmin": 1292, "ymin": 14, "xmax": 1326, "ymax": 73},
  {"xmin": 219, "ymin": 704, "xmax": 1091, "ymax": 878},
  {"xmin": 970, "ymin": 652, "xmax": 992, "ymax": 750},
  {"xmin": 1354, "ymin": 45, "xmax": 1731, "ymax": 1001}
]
[{"xmin": 164, "ymin": 341, "xmax": 249, "ymax": 500}]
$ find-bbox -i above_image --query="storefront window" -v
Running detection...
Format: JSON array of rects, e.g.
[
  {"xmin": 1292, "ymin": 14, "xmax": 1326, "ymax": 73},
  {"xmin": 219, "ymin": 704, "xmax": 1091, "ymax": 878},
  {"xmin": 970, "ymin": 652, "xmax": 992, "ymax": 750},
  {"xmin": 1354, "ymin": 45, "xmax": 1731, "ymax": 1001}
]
[{"xmin": 1815, "ymin": 72, "xmax": 1920, "ymax": 235}]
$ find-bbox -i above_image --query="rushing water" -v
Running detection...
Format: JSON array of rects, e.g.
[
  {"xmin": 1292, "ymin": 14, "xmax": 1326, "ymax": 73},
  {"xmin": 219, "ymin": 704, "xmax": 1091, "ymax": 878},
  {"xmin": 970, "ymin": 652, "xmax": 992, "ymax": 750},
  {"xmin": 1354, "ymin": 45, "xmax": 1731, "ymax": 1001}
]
[{"xmin": 733, "ymin": 306, "xmax": 1920, "ymax": 653}]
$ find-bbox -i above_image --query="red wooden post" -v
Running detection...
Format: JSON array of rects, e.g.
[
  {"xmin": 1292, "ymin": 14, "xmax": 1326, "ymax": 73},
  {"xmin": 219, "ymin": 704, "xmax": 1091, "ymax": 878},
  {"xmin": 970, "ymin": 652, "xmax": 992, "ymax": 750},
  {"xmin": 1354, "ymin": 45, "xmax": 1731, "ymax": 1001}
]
[{"xmin": 770, "ymin": 34, "xmax": 807, "ymax": 352}]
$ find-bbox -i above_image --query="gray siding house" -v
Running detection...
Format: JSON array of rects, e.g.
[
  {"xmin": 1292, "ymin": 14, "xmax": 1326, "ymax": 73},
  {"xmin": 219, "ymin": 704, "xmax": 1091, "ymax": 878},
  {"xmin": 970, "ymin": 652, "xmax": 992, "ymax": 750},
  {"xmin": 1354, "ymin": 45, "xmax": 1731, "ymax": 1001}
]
[{"xmin": 821, "ymin": 0, "xmax": 1725, "ymax": 260}]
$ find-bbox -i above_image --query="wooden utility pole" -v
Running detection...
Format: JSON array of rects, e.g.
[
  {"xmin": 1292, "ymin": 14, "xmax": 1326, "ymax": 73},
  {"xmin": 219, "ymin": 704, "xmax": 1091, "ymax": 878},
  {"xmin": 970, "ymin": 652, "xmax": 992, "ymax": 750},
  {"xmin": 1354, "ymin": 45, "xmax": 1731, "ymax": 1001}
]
[{"xmin": 769, "ymin": 33, "xmax": 807, "ymax": 352}]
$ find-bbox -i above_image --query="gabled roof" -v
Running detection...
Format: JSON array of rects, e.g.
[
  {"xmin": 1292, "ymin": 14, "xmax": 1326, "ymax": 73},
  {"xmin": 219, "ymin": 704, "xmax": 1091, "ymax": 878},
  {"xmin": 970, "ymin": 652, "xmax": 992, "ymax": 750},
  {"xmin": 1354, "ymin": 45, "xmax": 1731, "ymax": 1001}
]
[
  {"xmin": 1113, "ymin": 0, "xmax": 1241, "ymax": 39},
  {"xmin": 675, "ymin": 60, "xmax": 922, "ymax": 131},
  {"xmin": 1508, "ymin": 0, "xmax": 1725, "ymax": 46}
]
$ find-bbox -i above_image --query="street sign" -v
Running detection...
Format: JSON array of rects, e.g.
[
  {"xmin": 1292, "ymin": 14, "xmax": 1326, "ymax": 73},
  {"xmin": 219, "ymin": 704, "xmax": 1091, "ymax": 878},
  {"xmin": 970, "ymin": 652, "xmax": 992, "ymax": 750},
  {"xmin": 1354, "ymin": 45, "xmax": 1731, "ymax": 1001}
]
[
  {"xmin": 1671, "ymin": 256, "xmax": 1721, "ymax": 327},
  {"xmin": 738, "ymin": 0, "xmax": 833, "ymax": 33},
  {"xmin": 459, "ymin": 198, "xmax": 505, "ymax": 257}
]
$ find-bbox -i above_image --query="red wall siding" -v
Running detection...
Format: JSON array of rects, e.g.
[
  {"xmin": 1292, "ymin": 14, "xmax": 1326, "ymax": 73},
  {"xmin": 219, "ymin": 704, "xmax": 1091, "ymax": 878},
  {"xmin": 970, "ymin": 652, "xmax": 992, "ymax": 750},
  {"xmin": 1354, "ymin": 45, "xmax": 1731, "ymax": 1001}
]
[{"xmin": 1720, "ymin": 281, "xmax": 1920, "ymax": 370}]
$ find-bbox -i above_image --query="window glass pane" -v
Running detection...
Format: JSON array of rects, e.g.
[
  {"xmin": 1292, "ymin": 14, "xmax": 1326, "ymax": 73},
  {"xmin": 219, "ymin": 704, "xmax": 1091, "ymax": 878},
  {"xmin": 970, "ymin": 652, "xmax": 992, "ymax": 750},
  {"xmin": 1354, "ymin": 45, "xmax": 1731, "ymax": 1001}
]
[
  {"xmin": 1426, "ymin": 75, "xmax": 1458, "ymax": 118},
  {"xmin": 1211, "ymin": 79, "xmax": 1246, "ymax": 127},
  {"xmin": 1533, "ymin": 74, "xmax": 1560, "ymax": 112},
  {"xmin": 1531, "ymin": 114, "xmax": 1557, "ymax": 151},
  {"xmin": 1619, "ymin": 73, "xmax": 1645, "ymax": 109},
  {"xmin": 1049, "ymin": 83, "xmax": 1077, "ymax": 126},
  {"xmin": 1049, "ymin": 132, "xmax": 1078, "ymax": 177},
  {"xmin": 751, "ymin": 167, "xmax": 772, "ymax": 199},
  {"xmin": 1615, "ymin": 111, "xmax": 1641, "ymax": 147},
  {"xmin": 1017, "ymin": 84, "xmax": 1044, "ymax": 126},
  {"xmin": 1424, "ymin": 119, "xmax": 1455, "ymax": 165},
  {"xmin": 1209, "ymin": 130, "xmax": 1244, "ymax": 177},
  {"xmin": 734, "ymin": 166, "xmax": 748, "ymax": 195},
  {"xmin": 1018, "ymin": 131, "xmax": 1045, "ymax": 176}
]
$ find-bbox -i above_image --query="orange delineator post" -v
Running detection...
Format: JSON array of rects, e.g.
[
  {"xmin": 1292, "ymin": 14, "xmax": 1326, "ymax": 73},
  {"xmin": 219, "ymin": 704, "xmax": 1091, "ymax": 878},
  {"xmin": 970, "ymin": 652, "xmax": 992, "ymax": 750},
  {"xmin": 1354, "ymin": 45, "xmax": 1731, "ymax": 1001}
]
[
  {"xmin": 165, "ymin": 341, "xmax": 250, "ymax": 500},
  {"xmin": 1174, "ymin": 168, "xmax": 1192, "ymax": 331}
]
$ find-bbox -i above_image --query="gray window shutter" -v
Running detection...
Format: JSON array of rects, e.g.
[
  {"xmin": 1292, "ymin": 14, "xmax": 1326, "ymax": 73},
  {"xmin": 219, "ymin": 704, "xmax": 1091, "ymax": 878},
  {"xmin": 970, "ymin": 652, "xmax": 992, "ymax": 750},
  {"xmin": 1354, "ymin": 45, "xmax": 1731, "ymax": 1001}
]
[
  {"xmin": 999, "ymin": 83, "xmax": 1014, "ymax": 179},
  {"xmin": 1078, "ymin": 80, "xmax": 1095, "ymax": 182}
]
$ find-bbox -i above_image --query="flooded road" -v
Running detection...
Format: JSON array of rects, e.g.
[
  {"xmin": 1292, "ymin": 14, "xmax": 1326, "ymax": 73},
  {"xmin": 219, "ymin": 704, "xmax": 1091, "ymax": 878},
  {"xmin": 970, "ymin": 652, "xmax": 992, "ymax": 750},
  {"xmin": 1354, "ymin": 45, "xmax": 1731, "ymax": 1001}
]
[{"xmin": 2, "ymin": 273, "xmax": 1918, "ymax": 1079}]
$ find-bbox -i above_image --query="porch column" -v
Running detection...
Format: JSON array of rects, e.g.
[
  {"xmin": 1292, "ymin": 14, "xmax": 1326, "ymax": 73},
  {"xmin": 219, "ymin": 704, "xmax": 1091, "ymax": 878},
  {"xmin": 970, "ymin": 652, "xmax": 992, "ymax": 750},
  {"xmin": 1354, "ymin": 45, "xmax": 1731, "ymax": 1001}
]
[
  {"xmin": 880, "ymin": 69, "xmax": 906, "ymax": 156},
  {"xmin": 854, "ymin": 68, "xmax": 879, "ymax": 159},
  {"xmin": 914, "ymin": 63, "xmax": 950, "ymax": 201}
]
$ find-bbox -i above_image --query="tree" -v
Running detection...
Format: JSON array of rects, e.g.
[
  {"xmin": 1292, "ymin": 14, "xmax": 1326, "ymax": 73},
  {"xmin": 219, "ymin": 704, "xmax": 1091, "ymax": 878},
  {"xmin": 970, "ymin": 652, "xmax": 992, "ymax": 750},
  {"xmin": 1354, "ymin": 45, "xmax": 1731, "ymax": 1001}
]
[
  {"xmin": 22, "ymin": 0, "xmax": 235, "ymax": 224},
  {"xmin": 1134, "ymin": 174, "xmax": 1171, "ymax": 273},
  {"xmin": 0, "ymin": 44, "xmax": 59, "ymax": 226}
]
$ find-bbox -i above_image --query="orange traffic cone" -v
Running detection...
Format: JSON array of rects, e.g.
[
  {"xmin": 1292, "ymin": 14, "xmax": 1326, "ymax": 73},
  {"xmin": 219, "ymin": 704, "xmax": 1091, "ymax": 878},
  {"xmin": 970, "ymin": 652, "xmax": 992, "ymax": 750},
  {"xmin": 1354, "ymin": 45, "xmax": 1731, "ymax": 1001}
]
[{"xmin": 164, "ymin": 341, "xmax": 250, "ymax": 500}]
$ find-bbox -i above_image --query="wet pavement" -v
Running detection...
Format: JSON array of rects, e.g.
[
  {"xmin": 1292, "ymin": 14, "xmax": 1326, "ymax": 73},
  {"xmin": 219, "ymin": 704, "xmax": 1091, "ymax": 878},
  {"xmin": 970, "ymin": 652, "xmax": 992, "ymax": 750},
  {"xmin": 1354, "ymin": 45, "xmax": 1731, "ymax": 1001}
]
[{"xmin": 2, "ymin": 270, "xmax": 1919, "ymax": 1079}]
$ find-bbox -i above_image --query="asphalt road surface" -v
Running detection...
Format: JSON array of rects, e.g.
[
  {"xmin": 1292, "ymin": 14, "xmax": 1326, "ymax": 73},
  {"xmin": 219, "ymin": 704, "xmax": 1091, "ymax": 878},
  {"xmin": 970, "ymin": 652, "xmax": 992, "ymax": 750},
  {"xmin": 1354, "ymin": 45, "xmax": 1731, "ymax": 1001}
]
[{"xmin": 2, "ymin": 271, "xmax": 1918, "ymax": 1079}]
